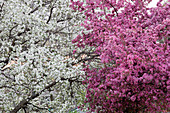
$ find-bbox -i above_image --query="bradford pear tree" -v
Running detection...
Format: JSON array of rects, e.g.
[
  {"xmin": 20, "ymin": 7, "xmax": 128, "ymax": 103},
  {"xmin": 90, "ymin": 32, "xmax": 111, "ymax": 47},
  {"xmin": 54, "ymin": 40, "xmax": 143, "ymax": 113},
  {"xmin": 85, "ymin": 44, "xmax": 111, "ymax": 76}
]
[
  {"xmin": 0, "ymin": 0, "xmax": 96, "ymax": 112},
  {"xmin": 71, "ymin": 0, "xmax": 169, "ymax": 112}
]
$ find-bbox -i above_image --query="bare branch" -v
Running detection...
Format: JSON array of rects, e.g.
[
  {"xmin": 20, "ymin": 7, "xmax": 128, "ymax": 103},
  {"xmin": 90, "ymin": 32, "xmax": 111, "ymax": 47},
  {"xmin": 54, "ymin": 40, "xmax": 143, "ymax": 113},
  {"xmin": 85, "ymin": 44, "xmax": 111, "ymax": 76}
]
[
  {"xmin": 17, "ymin": 26, "xmax": 30, "ymax": 36},
  {"xmin": 1, "ymin": 72, "xmax": 15, "ymax": 82},
  {"xmin": 71, "ymin": 54, "xmax": 100, "ymax": 66},
  {"xmin": 27, "ymin": 103, "xmax": 49, "ymax": 111},
  {"xmin": 10, "ymin": 80, "xmax": 57, "ymax": 113},
  {"xmin": 28, "ymin": 6, "xmax": 39, "ymax": 15},
  {"xmin": 56, "ymin": 17, "xmax": 72, "ymax": 23},
  {"xmin": 28, "ymin": 2, "xmax": 50, "ymax": 15},
  {"xmin": 104, "ymin": 0, "xmax": 118, "ymax": 16},
  {"xmin": 46, "ymin": 6, "xmax": 54, "ymax": 24},
  {"xmin": 0, "ymin": 3, "xmax": 4, "ymax": 12},
  {"xmin": 9, "ymin": 24, "xmax": 18, "ymax": 39},
  {"xmin": 109, "ymin": 3, "xmax": 118, "ymax": 16}
]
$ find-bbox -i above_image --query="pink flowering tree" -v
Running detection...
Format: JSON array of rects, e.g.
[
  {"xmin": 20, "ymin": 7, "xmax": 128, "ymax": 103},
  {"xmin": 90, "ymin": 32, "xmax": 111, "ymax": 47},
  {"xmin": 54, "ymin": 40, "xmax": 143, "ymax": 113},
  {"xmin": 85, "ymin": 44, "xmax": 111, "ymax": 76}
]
[{"xmin": 70, "ymin": 0, "xmax": 169, "ymax": 112}]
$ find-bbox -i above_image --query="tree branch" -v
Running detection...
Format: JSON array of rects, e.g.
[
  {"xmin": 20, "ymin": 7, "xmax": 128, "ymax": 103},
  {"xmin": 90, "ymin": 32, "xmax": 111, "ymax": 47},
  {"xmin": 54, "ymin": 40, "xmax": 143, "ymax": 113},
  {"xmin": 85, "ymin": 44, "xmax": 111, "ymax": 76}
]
[
  {"xmin": 28, "ymin": 2, "xmax": 50, "ymax": 15},
  {"xmin": 9, "ymin": 24, "xmax": 18, "ymax": 39},
  {"xmin": 109, "ymin": 3, "xmax": 118, "ymax": 16},
  {"xmin": 104, "ymin": 0, "xmax": 118, "ymax": 16},
  {"xmin": 0, "ymin": 3, "xmax": 4, "ymax": 12},
  {"xmin": 1, "ymin": 72, "xmax": 15, "ymax": 82},
  {"xmin": 71, "ymin": 54, "xmax": 100, "ymax": 66},
  {"xmin": 10, "ymin": 80, "xmax": 57, "ymax": 113},
  {"xmin": 46, "ymin": 6, "xmax": 54, "ymax": 24},
  {"xmin": 10, "ymin": 76, "xmax": 82, "ymax": 113},
  {"xmin": 28, "ymin": 6, "xmax": 39, "ymax": 15},
  {"xmin": 28, "ymin": 103, "xmax": 49, "ymax": 111}
]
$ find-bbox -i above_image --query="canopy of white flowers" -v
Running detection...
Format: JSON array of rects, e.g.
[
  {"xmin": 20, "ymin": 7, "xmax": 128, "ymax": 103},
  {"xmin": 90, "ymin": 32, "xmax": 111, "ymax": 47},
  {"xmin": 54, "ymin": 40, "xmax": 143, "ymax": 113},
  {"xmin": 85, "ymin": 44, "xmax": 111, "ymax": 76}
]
[{"xmin": 0, "ymin": 0, "xmax": 97, "ymax": 112}]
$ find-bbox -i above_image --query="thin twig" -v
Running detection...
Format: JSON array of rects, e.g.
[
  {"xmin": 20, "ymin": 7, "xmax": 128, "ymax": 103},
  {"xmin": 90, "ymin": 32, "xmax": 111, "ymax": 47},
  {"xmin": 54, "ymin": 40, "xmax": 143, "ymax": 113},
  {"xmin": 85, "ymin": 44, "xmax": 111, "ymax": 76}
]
[
  {"xmin": 28, "ymin": 103, "xmax": 49, "ymax": 110},
  {"xmin": 104, "ymin": 0, "xmax": 118, "ymax": 16},
  {"xmin": 46, "ymin": 7, "xmax": 54, "ymax": 24},
  {"xmin": 28, "ymin": 2, "xmax": 50, "ymax": 15}
]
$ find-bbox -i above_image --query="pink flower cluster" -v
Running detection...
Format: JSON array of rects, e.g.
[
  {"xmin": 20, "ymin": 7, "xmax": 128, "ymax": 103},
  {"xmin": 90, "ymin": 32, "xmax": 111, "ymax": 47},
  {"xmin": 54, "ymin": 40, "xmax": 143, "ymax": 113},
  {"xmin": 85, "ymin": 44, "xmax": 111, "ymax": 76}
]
[{"xmin": 71, "ymin": 0, "xmax": 169, "ymax": 112}]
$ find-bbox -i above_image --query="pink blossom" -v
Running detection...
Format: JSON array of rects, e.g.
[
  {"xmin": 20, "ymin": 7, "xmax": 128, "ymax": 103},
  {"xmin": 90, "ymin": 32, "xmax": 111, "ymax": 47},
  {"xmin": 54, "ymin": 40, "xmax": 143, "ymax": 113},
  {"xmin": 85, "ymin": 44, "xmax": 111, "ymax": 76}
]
[
  {"xmin": 73, "ymin": 49, "xmax": 77, "ymax": 54},
  {"xmin": 130, "ymin": 95, "xmax": 136, "ymax": 102},
  {"xmin": 71, "ymin": 0, "xmax": 169, "ymax": 112}
]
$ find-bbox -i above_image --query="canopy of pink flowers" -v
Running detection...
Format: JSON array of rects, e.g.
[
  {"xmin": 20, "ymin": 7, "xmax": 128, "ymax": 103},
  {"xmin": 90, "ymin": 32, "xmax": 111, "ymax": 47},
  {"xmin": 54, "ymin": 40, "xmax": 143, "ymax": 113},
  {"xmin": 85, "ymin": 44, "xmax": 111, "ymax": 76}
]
[{"xmin": 71, "ymin": 0, "xmax": 169, "ymax": 112}]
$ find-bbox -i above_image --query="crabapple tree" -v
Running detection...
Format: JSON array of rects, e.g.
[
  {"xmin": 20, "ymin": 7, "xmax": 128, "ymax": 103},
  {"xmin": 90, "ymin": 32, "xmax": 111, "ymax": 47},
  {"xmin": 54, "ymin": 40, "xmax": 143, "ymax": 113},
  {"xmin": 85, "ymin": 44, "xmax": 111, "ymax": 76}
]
[{"xmin": 71, "ymin": 0, "xmax": 169, "ymax": 112}]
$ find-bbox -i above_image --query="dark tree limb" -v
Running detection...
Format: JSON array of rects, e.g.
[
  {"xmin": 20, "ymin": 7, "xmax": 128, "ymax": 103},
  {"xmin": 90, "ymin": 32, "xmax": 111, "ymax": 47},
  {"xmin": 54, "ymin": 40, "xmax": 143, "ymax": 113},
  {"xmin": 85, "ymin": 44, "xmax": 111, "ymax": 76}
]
[
  {"xmin": 17, "ymin": 26, "xmax": 30, "ymax": 36},
  {"xmin": 0, "ymin": 58, "xmax": 9, "ymax": 64},
  {"xmin": 28, "ymin": 6, "xmax": 40, "ymax": 15},
  {"xmin": 28, "ymin": 2, "xmax": 50, "ymax": 15},
  {"xmin": 109, "ymin": 3, "xmax": 118, "ymax": 16},
  {"xmin": 10, "ymin": 80, "xmax": 57, "ymax": 113},
  {"xmin": 9, "ymin": 24, "xmax": 18, "ymax": 39},
  {"xmin": 56, "ymin": 17, "xmax": 72, "ymax": 23},
  {"xmin": 1, "ymin": 72, "xmax": 15, "ymax": 82},
  {"xmin": 0, "ymin": 3, "xmax": 4, "ymax": 12},
  {"xmin": 71, "ymin": 54, "xmax": 100, "ymax": 66},
  {"xmin": 10, "ymin": 76, "xmax": 82, "ymax": 113},
  {"xmin": 0, "ymin": 85, "xmax": 20, "ymax": 95},
  {"xmin": 46, "ymin": 6, "xmax": 54, "ymax": 24},
  {"xmin": 104, "ymin": 0, "xmax": 118, "ymax": 16},
  {"xmin": 28, "ymin": 102, "xmax": 48, "ymax": 110}
]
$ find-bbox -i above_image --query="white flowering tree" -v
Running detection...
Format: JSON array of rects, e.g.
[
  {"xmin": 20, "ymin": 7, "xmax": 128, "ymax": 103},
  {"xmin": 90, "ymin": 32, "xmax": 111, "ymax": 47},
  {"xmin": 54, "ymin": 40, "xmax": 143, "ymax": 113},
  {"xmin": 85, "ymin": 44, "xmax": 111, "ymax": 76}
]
[{"xmin": 0, "ymin": 0, "xmax": 98, "ymax": 112}]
